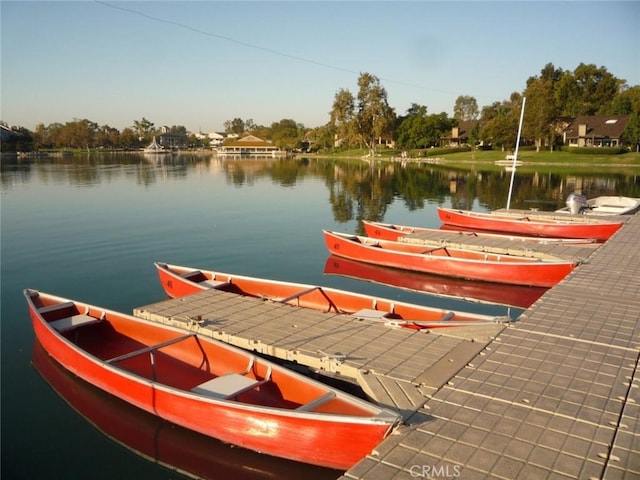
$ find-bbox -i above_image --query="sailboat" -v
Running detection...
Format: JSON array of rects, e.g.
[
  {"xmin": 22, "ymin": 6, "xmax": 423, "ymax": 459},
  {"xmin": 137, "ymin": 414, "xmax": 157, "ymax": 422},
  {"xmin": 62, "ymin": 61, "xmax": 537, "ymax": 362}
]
[{"xmin": 143, "ymin": 136, "xmax": 169, "ymax": 154}]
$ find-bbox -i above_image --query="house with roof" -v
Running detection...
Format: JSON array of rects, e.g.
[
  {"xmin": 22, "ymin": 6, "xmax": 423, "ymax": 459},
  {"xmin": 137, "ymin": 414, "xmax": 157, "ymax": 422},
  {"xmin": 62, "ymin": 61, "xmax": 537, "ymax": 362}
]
[
  {"xmin": 216, "ymin": 135, "xmax": 285, "ymax": 157},
  {"xmin": 563, "ymin": 114, "xmax": 630, "ymax": 148},
  {"xmin": 194, "ymin": 131, "xmax": 226, "ymax": 147},
  {"xmin": 441, "ymin": 120, "xmax": 482, "ymax": 148}
]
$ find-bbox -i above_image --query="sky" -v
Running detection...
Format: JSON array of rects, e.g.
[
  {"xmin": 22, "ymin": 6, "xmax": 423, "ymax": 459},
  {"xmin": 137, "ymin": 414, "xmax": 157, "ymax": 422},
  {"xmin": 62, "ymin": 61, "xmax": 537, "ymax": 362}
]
[{"xmin": 2, "ymin": 1, "xmax": 639, "ymax": 134}]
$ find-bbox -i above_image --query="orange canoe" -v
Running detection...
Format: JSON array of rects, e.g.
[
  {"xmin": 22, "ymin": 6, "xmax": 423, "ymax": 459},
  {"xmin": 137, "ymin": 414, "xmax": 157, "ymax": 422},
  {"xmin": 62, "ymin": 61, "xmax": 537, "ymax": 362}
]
[
  {"xmin": 155, "ymin": 262, "xmax": 507, "ymax": 329},
  {"xmin": 25, "ymin": 289, "xmax": 401, "ymax": 470},
  {"xmin": 363, "ymin": 220, "xmax": 598, "ymax": 244},
  {"xmin": 437, "ymin": 207, "xmax": 622, "ymax": 242},
  {"xmin": 323, "ymin": 230, "xmax": 578, "ymax": 288}
]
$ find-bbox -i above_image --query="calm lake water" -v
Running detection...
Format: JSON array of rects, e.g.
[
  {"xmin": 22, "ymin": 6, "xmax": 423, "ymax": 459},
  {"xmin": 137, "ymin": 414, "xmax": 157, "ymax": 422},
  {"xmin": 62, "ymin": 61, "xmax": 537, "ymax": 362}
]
[{"xmin": 2, "ymin": 153, "xmax": 638, "ymax": 479}]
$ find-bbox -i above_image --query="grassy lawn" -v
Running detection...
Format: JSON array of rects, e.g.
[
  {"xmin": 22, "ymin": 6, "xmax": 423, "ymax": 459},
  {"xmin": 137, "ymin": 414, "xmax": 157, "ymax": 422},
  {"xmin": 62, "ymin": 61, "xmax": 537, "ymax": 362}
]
[{"xmin": 314, "ymin": 147, "xmax": 640, "ymax": 166}]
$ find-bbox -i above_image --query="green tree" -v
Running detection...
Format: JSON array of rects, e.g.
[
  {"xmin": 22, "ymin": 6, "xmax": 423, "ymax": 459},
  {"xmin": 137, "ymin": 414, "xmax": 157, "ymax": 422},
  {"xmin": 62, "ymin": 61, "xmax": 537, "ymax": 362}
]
[
  {"xmin": 453, "ymin": 95, "xmax": 479, "ymax": 121},
  {"xmin": 270, "ymin": 118, "xmax": 304, "ymax": 151},
  {"xmin": 603, "ymin": 85, "xmax": 640, "ymax": 114},
  {"xmin": 33, "ymin": 123, "xmax": 52, "ymax": 149},
  {"xmin": 95, "ymin": 125, "xmax": 120, "ymax": 148},
  {"xmin": 521, "ymin": 64, "xmax": 564, "ymax": 151},
  {"xmin": 479, "ymin": 93, "xmax": 521, "ymax": 150},
  {"xmin": 224, "ymin": 118, "xmax": 245, "ymax": 135},
  {"xmin": 555, "ymin": 63, "xmax": 622, "ymax": 116},
  {"xmin": 58, "ymin": 118, "xmax": 99, "ymax": 149},
  {"xmin": 355, "ymin": 73, "xmax": 395, "ymax": 156},
  {"xmin": 119, "ymin": 127, "xmax": 137, "ymax": 148},
  {"xmin": 524, "ymin": 78, "xmax": 557, "ymax": 151},
  {"xmin": 305, "ymin": 124, "xmax": 335, "ymax": 152},
  {"xmin": 330, "ymin": 88, "xmax": 356, "ymax": 149},
  {"xmin": 169, "ymin": 125, "xmax": 187, "ymax": 135},
  {"xmin": 622, "ymin": 112, "xmax": 640, "ymax": 152},
  {"xmin": 396, "ymin": 105, "xmax": 454, "ymax": 149},
  {"xmin": 395, "ymin": 103, "xmax": 429, "ymax": 148},
  {"xmin": 132, "ymin": 117, "xmax": 154, "ymax": 140}
]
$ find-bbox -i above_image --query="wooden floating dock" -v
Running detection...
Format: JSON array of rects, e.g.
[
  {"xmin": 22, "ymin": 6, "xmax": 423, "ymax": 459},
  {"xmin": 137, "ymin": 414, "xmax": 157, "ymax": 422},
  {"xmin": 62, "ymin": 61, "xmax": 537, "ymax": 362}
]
[{"xmin": 134, "ymin": 212, "xmax": 639, "ymax": 479}]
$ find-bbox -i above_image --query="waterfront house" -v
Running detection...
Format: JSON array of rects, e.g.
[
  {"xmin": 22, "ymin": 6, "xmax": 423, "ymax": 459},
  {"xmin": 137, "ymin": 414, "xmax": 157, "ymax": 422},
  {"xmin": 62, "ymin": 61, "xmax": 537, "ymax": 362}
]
[
  {"xmin": 441, "ymin": 120, "xmax": 481, "ymax": 148},
  {"xmin": 563, "ymin": 114, "xmax": 630, "ymax": 148}
]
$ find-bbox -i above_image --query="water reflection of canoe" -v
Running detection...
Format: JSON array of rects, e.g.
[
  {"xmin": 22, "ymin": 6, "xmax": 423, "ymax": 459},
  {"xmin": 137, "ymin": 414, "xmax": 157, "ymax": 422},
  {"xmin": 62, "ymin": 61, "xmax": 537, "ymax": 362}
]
[
  {"xmin": 155, "ymin": 262, "xmax": 505, "ymax": 329},
  {"xmin": 323, "ymin": 255, "xmax": 547, "ymax": 309},
  {"xmin": 31, "ymin": 340, "xmax": 338, "ymax": 480},
  {"xmin": 323, "ymin": 230, "xmax": 577, "ymax": 288},
  {"xmin": 363, "ymin": 220, "xmax": 597, "ymax": 245},
  {"xmin": 25, "ymin": 289, "xmax": 401, "ymax": 470}
]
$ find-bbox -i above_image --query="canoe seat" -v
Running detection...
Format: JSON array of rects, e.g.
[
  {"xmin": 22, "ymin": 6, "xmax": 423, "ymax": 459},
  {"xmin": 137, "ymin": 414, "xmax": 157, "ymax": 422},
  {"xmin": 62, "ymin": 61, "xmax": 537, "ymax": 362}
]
[
  {"xmin": 352, "ymin": 308, "xmax": 390, "ymax": 320},
  {"xmin": 192, "ymin": 360, "xmax": 272, "ymax": 400},
  {"xmin": 199, "ymin": 279, "xmax": 230, "ymax": 288},
  {"xmin": 37, "ymin": 301, "xmax": 76, "ymax": 314},
  {"xmin": 49, "ymin": 314, "xmax": 101, "ymax": 333},
  {"xmin": 179, "ymin": 270, "xmax": 229, "ymax": 289},
  {"xmin": 180, "ymin": 270, "xmax": 204, "ymax": 280},
  {"xmin": 38, "ymin": 303, "xmax": 103, "ymax": 333},
  {"xmin": 192, "ymin": 374, "xmax": 260, "ymax": 399},
  {"xmin": 295, "ymin": 391, "xmax": 336, "ymax": 411}
]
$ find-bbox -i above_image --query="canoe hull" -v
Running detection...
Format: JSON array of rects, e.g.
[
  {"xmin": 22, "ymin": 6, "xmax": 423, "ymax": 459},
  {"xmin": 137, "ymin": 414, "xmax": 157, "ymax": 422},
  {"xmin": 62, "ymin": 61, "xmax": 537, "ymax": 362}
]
[
  {"xmin": 25, "ymin": 290, "xmax": 399, "ymax": 470},
  {"xmin": 437, "ymin": 207, "xmax": 622, "ymax": 241},
  {"xmin": 363, "ymin": 220, "xmax": 597, "ymax": 245},
  {"xmin": 324, "ymin": 255, "xmax": 547, "ymax": 309},
  {"xmin": 155, "ymin": 262, "xmax": 501, "ymax": 327},
  {"xmin": 323, "ymin": 231, "xmax": 576, "ymax": 288},
  {"xmin": 31, "ymin": 340, "xmax": 337, "ymax": 480}
]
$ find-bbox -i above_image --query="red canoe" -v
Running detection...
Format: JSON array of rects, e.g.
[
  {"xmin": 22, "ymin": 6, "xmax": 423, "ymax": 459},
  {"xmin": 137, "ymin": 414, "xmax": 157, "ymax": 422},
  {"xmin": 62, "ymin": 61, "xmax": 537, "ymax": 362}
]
[
  {"xmin": 155, "ymin": 262, "xmax": 506, "ymax": 329},
  {"xmin": 25, "ymin": 289, "xmax": 401, "ymax": 470},
  {"xmin": 323, "ymin": 230, "xmax": 578, "ymax": 288},
  {"xmin": 323, "ymin": 255, "xmax": 547, "ymax": 309},
  {"xmin": 437, "ymin": 207, "xmax": 622, "ymax": 242},
  {"xmin": 363, "ymin": 220, "xmax": 598, "ymax": 245},
  {"xmin": 31, "ymin": 340, "xmax": 338, "ymax": 480}
]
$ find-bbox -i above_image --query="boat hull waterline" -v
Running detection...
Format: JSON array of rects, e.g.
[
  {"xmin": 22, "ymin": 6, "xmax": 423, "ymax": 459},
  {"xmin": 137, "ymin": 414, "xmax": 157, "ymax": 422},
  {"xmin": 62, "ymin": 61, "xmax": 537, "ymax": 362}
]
[
  {"xmin": 24, "ymin": 289, "xmax": 401, "ymax": 470},
  {"xmin": 155, "ymin": 262, "xmax": 506, "ymax": 329},
  {"xmin": 323, "ymin": 230, "xmax": 577, "ymax": 288}
]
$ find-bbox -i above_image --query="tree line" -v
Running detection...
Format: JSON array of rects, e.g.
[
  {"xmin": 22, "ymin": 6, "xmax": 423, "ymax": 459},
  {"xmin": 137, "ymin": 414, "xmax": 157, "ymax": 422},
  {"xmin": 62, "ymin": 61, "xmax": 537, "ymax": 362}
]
[
  {"xmin": 326, "ymin": 63, "xmax": 640, "ymax": 155},
  {"xmin": 3, "ymin": 62, "xmax": 639, "ymax": 154}
]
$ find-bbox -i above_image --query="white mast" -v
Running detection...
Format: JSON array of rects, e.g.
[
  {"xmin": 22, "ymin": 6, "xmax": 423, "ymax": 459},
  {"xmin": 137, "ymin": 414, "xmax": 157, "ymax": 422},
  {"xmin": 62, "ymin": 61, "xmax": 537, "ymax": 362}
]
[{"xmin": 506, "ymin": 97, "xmax": 526, "ymax": 210}]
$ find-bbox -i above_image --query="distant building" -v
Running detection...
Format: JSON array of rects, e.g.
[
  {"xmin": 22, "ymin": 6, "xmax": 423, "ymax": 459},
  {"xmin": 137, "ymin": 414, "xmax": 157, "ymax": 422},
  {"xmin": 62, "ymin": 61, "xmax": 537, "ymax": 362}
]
[
  {"xmin": 563, "ymin": 114, "xmax": 630, "ymax": 148},
  {"xmin": 216, "ymin": 135, "xmax": 284, "ymax": 156},
  {"xmin": 207, "ymin": 132, "xmax": 225, "ymax": 147},
  {"xmin": 193, "ymin": 131, "xmax": 226, "ymax": 147},
  {"xmin": 441, "ymin": 120, "xmax": 482, "ymax": 148},
  {"xmin": 0, "ymin": 124, "xmax": 15, "ymax": 142}
]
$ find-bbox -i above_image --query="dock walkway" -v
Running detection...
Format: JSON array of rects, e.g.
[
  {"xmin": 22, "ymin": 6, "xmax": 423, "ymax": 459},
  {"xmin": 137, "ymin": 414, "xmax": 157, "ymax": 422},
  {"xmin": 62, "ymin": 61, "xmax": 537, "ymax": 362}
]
[{"xmin": 134, "ymin": 214, "xmax": 639, "ymax": 479}]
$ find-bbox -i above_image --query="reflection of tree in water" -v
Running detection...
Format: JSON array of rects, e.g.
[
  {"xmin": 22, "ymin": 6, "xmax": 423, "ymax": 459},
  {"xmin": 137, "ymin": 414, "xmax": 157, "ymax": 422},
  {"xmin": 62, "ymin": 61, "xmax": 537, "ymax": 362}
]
[
  {"xmin": 323, "ymin": 160, "xmax": 638, "ymax": 223},
  {"xmin": 157, "ymin": 154, "xmax": 637, "ymax": 220},
  {"xmin": 324, "ymin": 160, "xmax": 472, "ymax": 230}
]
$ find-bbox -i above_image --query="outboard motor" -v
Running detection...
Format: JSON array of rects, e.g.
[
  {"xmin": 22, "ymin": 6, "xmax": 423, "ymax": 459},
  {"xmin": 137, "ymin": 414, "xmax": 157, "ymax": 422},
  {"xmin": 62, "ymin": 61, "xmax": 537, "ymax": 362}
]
[{"xmin": 566, "ymin": 193, "xmax": 588, "ymax": 214}]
